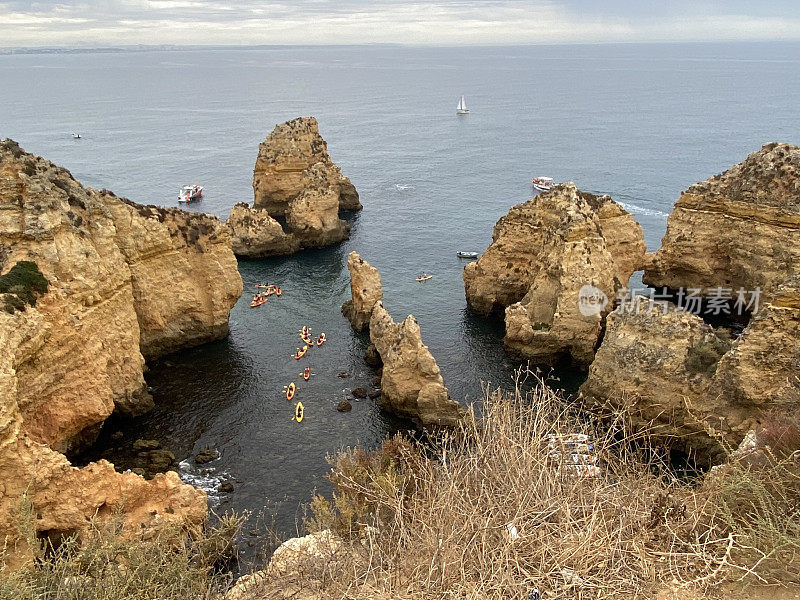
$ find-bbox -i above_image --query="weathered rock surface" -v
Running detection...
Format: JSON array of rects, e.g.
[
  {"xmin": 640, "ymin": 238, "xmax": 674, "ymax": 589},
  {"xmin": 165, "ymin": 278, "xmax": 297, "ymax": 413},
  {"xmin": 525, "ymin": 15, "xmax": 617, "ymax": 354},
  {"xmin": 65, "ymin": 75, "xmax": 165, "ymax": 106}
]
[
  {"xmin": 579, "ymin": 302, "xmax": 731, "ymax": 459},
  {"xmin": 0, "ymin": 139, "xmax": 243, "ymax": 564},
  {"xmin": 369, "ymin": 302, "xmax": 463, "ymax": 426},
  {"xmin": 580, "ymin": 280, "xmax": 800, "ymax": 460},
  {"xmin": 341, "ymin": 251, "xmax": 383, "ymax": 331},
  {"xmin": 713, "ymin": 276, "xmax": 800, "ymax": 418},
  {"xmin": 464, "ymin": 183, "xmax": 646, "ymax": 365},
  {"xmin": 0, "ymin": 308, "xmax": 207, "ymax": 567},
  {"xmin": 644, "ymin": 143, "xmax": 800, "ymax": 300},
  {"xmin": 240, "ymin": 117, "xmax": 360, "ymax": 256},
  {"xmin": 226, "ymin": 202, "xmax": 299, "ymax": 258}
]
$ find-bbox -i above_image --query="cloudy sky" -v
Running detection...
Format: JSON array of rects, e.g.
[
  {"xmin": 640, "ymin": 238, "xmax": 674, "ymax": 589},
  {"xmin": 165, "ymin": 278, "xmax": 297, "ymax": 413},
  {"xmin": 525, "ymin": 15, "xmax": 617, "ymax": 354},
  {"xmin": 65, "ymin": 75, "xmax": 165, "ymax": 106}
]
[{"xmin": 2, "ymin": 0, "xmax": 800, "ymax": 47}]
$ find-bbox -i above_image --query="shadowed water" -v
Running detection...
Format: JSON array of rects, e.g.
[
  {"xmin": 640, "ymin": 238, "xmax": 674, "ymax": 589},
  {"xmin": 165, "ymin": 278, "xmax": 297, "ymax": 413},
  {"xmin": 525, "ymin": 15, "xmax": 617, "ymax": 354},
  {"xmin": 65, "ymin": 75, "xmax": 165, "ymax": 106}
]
[{"xmin": 2, "ymin": 42, "xmax": 798, "ymax": 535}]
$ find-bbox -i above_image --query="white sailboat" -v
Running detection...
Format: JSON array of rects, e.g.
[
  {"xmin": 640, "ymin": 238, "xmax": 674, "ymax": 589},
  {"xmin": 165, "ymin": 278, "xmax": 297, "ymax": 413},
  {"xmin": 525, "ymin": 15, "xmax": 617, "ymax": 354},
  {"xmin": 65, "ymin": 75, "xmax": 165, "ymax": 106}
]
[{"xmin": 456, "ymin": 95, "xmax": 469, "ymax": 115}]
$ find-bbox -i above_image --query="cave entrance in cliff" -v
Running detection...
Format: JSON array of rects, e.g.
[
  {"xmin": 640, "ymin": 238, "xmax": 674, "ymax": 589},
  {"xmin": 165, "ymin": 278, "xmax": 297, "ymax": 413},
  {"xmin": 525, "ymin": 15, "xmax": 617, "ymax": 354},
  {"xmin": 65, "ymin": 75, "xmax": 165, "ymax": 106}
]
[
  {"xmin": 37, "ymin": 527, "xmax": 80, "ymax": 557},
  {"xmin": 272, "ymin": 214, "xmax": 291, "ymax": 235}
]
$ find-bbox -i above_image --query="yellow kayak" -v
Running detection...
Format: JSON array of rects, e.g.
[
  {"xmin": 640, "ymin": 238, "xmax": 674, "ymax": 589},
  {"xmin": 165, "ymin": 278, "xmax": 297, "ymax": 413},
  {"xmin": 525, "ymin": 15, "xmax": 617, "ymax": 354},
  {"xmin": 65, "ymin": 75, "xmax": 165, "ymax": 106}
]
[{"xmin": 294, "ymin": 402, "xmax": 304, "ymax": 422}]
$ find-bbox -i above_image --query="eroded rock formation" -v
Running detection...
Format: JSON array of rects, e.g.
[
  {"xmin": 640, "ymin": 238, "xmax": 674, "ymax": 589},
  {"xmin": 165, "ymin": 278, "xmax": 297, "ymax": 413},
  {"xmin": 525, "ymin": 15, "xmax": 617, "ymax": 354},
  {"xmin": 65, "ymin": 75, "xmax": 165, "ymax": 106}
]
[
  {"xmin": 464, "ymin": 183, "xmax": 646, "ymax": 365},
  {"xmin": 0, "ymin": 139, "xmax": 239, "ymax": 564},
  {"xmin": 226, "ymin": 203, "xmax": 299, "ymax": 258},
  {"xmin": 644, "ymin": 143, "xmax": 800, "ymax": 300},
  {"xmin": 232, "ymin": 117, "xmax": 361, "ymax": 257},
  {"xmin": 341, "ymin": 251, "xmax": 383, "ymax": 331},
  {"xmin": 580, "ymin": 279, "xmax": 800, "ymax": 460},
  {"xmin": 369, "ymin": 302, "xmax": 463, "ymax": 426}
]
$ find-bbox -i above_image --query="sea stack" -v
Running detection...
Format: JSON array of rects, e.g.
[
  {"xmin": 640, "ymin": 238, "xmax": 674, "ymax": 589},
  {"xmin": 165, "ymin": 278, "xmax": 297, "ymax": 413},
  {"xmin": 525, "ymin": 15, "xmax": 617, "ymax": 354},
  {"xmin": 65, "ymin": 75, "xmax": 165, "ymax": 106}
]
[
  {"xmin": 463, "ymin": 183, "xmax": 646, "ymax": 365},
  {"xmin": 227, "ymin": 117, "xmax": 361, "ymax": 258},
  {"xmin": 0, "ymin": 140, "xmax": 241, "ymax": 563},
  {"xmin": 369, "ymin": 302, "xmax": 464, "ymax": 427},
  {"xmin": 643, "ymin": 142, "xmax": 800, "ymax": 300},
  {"xmin": 342, "ymin": 251, "xmax": 383, "ymax": 331}
]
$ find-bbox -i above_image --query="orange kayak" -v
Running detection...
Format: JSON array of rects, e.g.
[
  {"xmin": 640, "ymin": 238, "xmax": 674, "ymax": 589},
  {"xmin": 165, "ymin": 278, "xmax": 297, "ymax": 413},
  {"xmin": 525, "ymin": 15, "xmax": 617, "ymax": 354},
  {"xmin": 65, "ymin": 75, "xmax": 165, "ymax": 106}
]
[
  {"xmin": 316, "ymin": 333, "xmax": 326, "ymax": 346},
  {"xmin": 302, "ymin": 367, "xmax": 310, "ymax": 381},
  {"xmin": 285, "ymin": 382, "xmax": 296, "ymax": 401},
  {"xmin": 293, "ymin": 345, "xmax": 309, "ymax": 360},
  {"xmin": 250, "ymin": 297, "xmax": 267, "ymax": 308},
  {"xmin": 302, "ymin": 336, "xmax": 314, "ymax": 346},
  {"xmin": 276, "ymin": 288, "xmax": 283, "ymax": 297}
]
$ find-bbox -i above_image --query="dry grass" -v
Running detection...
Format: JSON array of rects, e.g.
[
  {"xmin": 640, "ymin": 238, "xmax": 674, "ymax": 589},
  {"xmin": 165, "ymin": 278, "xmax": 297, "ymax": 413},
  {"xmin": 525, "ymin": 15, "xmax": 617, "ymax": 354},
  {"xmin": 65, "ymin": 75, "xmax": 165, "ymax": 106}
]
[
  {"xmin": 304, "ymin": 376, "xmax": 800, "ymax": 599},
  {"xmin": 0, "ymin": 509, "xmax": 244, "ymax": 600}
]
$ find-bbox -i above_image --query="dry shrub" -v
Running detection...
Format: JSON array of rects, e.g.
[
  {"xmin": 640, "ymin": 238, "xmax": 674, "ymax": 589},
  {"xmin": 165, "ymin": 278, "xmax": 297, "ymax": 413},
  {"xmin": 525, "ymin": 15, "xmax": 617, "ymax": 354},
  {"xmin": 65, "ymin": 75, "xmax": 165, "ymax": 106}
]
[
  {"xmin": 0, "ymin": 509, "xmax": 244, "ymax": 600},
  {"xmin": 306, "ymin": 377, "xmax": 800, "ymax": 599}
]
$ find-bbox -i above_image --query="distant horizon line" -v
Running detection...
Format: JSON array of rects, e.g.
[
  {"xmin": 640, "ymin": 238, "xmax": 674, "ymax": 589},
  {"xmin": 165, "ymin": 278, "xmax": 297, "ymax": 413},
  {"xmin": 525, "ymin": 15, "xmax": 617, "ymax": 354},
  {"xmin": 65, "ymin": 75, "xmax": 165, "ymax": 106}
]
[{"xmin": 2, "ymin": 39, "xmax": 799, "ymax": 55}]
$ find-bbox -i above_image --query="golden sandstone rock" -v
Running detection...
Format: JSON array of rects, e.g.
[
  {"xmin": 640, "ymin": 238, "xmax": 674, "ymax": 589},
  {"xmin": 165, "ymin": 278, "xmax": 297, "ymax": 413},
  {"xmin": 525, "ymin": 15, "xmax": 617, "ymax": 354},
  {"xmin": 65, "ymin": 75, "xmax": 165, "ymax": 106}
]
[
  {"xmin": 463, "ymin": 183, "xmax": 646, "ymax": 365},
  {"xmin": 369, "ymin": 302, "xmax": 463, "ymax": 427},
  {"xmin": 644, "ymin": 143, "xmax": 800, "ymax": 299},
  {"xmin": 0, "ymin": 140, "xmax": 239, "ymax": 565},
  {"xmin": 227, "ymin": 117, "xmax": 361, "ymax": 257},
  {"xmin": 341, "ymin": 251, "xmax": 383, "ymax": 332}
]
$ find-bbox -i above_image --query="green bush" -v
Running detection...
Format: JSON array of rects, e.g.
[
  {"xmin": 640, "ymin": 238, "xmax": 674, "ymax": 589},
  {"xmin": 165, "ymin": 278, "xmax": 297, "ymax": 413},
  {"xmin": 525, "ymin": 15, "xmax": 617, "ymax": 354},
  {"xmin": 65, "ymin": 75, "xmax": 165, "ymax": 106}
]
[
  {"xmin": 685, "ymin": 331, "xmax": 731, "ymax": 374},
  {"xmin": 0, "ymin": 261, "xmax": 48, "ymax": 313}
]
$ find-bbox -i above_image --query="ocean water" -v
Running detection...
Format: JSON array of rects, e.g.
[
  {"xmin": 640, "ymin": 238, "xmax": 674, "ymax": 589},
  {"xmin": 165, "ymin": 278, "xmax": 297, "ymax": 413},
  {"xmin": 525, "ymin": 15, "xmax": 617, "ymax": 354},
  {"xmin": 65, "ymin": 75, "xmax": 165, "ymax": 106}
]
[{"xmin": 2, "ymin": 43, "xmax": 799, "ymax": 535}]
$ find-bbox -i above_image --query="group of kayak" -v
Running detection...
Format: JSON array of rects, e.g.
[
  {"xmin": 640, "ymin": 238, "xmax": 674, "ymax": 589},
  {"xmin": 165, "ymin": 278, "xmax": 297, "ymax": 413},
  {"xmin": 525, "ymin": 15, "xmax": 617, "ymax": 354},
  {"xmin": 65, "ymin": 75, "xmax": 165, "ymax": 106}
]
[
  {"xmin": 284, "ymin": 325, "xmax": 326, "ymax": 423},
  {"xmin": 250, "ymin": 283, "xmax": 282, "ymax": 308}
]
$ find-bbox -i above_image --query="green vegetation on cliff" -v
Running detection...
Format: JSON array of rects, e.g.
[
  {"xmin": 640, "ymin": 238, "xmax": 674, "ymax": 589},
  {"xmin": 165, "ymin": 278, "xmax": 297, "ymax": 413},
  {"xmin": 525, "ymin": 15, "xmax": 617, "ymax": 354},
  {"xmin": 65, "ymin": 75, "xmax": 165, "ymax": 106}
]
[{"xmin": 0, "ymin": 261, "xmax": 48, "ymax": 314}]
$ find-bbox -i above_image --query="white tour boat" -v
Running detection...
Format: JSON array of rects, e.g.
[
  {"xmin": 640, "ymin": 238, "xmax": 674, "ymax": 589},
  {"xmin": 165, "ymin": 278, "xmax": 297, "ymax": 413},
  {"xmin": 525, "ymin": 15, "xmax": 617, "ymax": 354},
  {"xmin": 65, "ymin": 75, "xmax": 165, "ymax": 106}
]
[
  {"xmin": 531, "ymin": 176, "xmax": 554, "ymax": 192},
  {"xmin": 457, "ymin": 251, "xmax": 479, "ymax": 259},
  {"xmin": 456, "ymin": 95, "xmax": 469, "ymax": 115},
  {"xmin": 178, "ymin": 184, "xmax": 203, "ymax": 203}
]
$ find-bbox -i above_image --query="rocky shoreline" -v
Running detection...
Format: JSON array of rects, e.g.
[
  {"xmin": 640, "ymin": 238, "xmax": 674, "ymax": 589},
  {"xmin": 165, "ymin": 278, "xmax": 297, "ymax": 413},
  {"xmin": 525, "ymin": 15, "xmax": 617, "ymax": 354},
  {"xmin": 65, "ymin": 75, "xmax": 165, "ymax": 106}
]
[{"xmin": 1, "ymin": 129, "xmax": 799, "ymax": 589}]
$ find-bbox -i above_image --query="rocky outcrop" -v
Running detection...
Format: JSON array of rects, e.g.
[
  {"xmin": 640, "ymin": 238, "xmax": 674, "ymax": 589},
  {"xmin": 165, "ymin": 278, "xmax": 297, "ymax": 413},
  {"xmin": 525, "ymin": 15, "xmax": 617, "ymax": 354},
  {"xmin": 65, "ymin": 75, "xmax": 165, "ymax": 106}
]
[
  {"xmin": 341, "ymin": 251, "xmax": 383, "ymax": 331},
  {"xmin": 226, "ymin": 203, "xmax": 299, "ymax": 258},
  {"xmin": 369, "ymin": 302, "xmax": 463, "ymax": 426},
  {"xmin": 464, "ymin": 183, "xmax": 646, "ymax": 365},
  {"xmin": 237, "ymin": 117, "xmax": 360, "ymax": 257},
  {"xmin": 713, "ymin": 276, "xmax": 800, "ymax": 418},
  {"xmin": 0, "ymin": 303, "xmax": 207, "ymax": 568},
  {"xmin": 644, "ymin": 143, "xmax": 800, "ymax": 300},
  {"xmin": 579, "ymin": 302, "xmax": 732, "ymax": 459},
  {"xmin": 0, "ymin": 140, "xmax": 240, "ymax": 564},
  {"xmin": 580, "ymin": 279, "xmax": 800, "ymax": 460}
]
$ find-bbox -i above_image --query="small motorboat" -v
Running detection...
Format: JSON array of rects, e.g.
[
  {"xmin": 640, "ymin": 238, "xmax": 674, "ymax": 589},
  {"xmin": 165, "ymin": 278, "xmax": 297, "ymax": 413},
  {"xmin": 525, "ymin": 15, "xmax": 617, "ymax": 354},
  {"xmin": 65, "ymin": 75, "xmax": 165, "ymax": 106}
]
[
  {"xmin": 457, "ymin": 251, "xmax": 479, "ymax": 259},
  {"xmin": 301, "ymin": 367, "xmax": 311, "ymax": 381},
  {"xmin": 316, "ymin": 333, "xmax": 326, "ymax": 346},
  {"xmin": 294, "ymin": 402, "xmax": 304, "ymax": 423},
  {"xmin": 531, "ymin": 176, "xmax": 554, "ymax": 192},
  {"xmin": 72, "ymin": 133, "xmax": 81, "ymax": 139},
  {"xmin": 178, "ymin": 184, "xmax": 203, "ymax": 203},
  {"xmin": 416, "ymin": 273, "xmax": 433, "ymax": 282},
  {"xmin": 284, "ymin": 382, "xmax": 296, "ymax": 401}
]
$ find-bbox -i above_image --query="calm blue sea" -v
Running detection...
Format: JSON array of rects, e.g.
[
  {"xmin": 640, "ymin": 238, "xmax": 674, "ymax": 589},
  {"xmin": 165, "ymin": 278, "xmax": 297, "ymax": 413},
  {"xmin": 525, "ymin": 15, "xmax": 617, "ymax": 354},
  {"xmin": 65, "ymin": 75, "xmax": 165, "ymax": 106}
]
[{"xmin": 2, "ymin": 43, "xmax": 799, "ymax": 536}]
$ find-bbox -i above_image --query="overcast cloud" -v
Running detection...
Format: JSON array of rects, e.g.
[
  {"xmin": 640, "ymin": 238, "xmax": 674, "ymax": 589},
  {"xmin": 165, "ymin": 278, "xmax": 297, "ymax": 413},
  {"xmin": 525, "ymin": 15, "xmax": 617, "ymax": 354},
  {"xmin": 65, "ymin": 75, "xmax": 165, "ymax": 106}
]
[{"xmin": 1, "ymin": 0, "xmax": 799, "ymax": 47}]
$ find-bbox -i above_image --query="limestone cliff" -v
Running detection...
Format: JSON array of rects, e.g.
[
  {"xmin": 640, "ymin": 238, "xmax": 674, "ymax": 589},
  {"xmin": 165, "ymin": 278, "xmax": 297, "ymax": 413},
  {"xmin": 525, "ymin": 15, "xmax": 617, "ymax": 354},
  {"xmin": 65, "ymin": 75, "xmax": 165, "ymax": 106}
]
[
  {"xmin": 580, "ymin": 281, "xmax": 800, "ymax": 460},
  {"xmin": 341, "ymin": 251, "xmax": 383, "ymax": 331},
  {"xmin": 369, "ymin": 302, "xmax": 463, "ymax": 427},
  {"xmin": 644, "ymin": 143, "xmax": 800, "ymax": 300},
  {"xmin": 0, "ymin": 281, "xmax": 207, "ymax": 568},
  {"xmin": 464, "ymin": 183, "xmax": 646, "ymax": 365},
  {"xmin": 0, "ymin": 139, "xmax": 240, "ymax": 564},
  {"xmin": 236, "ymin": 117, "xmax": 360, "ymax": 257},
  {"xmin": 226, "ymin": 203, "xmax": 299, "ymax": 258}
]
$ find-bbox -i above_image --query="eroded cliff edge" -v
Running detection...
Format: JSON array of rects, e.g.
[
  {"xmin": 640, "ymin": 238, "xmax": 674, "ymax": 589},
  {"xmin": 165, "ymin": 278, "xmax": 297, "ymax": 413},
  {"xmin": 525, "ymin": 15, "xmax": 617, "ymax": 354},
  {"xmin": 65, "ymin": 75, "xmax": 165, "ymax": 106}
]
[
  {"xmin": 463, "ymin": 183, "xmax": 646, "ymax": 365},
  {"xmin": 643, "ymin": 142, "xmax": 800, "ymax": 298},
  {"xmin": 227, "ymin": 117, "xmax": 361, "ymax": 258},
  {"xmin": 0, "ymin": 140, "xmax": 241, "ymax": 565}
]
